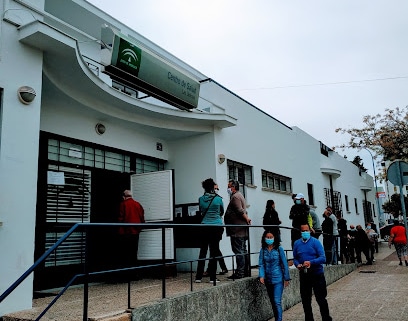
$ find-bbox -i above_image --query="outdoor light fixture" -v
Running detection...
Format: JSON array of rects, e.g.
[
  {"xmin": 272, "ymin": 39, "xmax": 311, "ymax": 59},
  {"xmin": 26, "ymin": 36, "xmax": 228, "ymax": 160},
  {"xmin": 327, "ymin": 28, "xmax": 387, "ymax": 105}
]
[
  {"xmin": 17, "ymin": 86, "xmax": 36, "ymax": 104},
  {"xmin": 218, "ymin": 154, "xmax": 226, "ymax": 164},
  {"xmin": 95, "ymin": 123, "xmax": 106, "ymax": 135}
]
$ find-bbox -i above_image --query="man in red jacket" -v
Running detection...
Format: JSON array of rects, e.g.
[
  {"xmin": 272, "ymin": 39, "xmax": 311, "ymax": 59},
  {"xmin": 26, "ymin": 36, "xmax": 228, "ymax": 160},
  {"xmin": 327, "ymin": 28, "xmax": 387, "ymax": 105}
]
[{"xmin": 118, "ymin": 190, "xmax": 145, "ymax": 278}]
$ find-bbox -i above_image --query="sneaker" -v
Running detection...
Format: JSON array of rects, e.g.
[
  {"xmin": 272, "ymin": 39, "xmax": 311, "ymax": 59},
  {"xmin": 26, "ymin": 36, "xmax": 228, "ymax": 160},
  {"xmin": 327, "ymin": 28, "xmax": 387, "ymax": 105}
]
[
  {"xmin": 399, "ymin": 261, "xmax": 403, "ymax": 266},
  {"xmin": 227, "ymin": 274, "xmax": 243, "ymax": 280},
  {"xmin": 209, "ymin": 279, "xmax": 220, "ymax": 283},
  {"xmin": 195, "ymin": 279, "xmax": 202, "ymax": 283}
]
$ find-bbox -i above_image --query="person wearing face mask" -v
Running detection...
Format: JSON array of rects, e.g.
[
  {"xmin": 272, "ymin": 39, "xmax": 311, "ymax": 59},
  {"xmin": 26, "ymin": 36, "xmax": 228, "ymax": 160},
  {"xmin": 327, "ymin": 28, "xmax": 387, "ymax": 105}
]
[
  {"xmin": 289, "ymin": 193, "xmax": 314, "ymax": 248},
  {"xmin": 258, "ymin": 230, "xmax": 290, "ymax": 321},
  {"xmin": 195, "ymin": 178, "xmax": 225, "ymax": 283},
  {"xmin": 224, "ymin": 179, "xmax": 251, "ymax": 279},
  {"xmin": 293, "ymin": 224, "xmax": 332, "ymax": 321},
  {"xmin": 202, "ymin": 183, "xmax": 228, "ymax": 278}
]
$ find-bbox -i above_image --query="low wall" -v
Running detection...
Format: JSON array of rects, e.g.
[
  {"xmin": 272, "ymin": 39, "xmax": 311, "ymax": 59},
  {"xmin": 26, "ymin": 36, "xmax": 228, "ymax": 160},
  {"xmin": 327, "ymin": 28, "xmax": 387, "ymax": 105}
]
[{"xmin": 131, "ymin": 264, "xmax": 356, "ymax": 321}]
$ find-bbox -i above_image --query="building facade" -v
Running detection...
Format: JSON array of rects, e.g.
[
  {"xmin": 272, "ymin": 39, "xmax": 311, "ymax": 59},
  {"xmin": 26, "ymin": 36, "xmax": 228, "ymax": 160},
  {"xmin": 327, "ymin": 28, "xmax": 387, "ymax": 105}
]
[{"xmin": 0, "ymin": 0, "xmax": 377, "ymax": 315}]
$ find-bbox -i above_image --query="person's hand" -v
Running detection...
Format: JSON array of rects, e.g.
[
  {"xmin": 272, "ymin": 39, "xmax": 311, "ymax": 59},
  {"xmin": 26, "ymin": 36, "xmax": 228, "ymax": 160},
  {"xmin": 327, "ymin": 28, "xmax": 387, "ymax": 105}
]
[
  {"xmin": 297, "ymin": 264, "xmax": 303, "ymax": 270},
  {"xmin": 259, "ymin": 277, "xmax": 265, "ymax": 284},
  {"xmin": 303, "ymin": 261, "xmax": 311, "ymax": 269},
  {"xmin": 284, "ymin": 280, "xmax": 290, "ymax": 288}
]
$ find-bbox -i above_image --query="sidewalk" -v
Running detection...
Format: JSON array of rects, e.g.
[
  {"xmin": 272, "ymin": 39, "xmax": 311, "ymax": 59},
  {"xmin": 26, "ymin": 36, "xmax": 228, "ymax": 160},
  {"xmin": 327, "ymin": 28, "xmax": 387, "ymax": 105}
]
[
  {"xmin": 3, "ymin": 241, "xmax": 406, "ymax": 321},
  {"xmin": 282, "ymin": 241, "xmax": 408, "ymax": 321}
]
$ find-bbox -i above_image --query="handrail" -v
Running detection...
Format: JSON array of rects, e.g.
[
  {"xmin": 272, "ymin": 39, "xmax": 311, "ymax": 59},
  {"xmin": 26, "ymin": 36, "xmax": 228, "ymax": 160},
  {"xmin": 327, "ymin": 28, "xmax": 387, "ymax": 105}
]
[
  {"xmin": 0, "ymin": 223, "xmax": 303, "ymax": 320},
  {"xmin": 0, "ymin": 223, "xmax": 80, "ymax": 303}
]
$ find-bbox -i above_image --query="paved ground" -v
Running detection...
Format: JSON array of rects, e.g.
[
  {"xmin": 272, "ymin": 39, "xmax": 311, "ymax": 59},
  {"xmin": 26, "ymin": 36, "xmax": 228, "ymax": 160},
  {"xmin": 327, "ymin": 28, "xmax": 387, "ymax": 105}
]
[
  {"xmin": 3, "ymin": 241, "xmax": 408, "ymax": 321},
  {"xmin": 282, "ymin": 241, "xmax": 408, "ymax": 321}
]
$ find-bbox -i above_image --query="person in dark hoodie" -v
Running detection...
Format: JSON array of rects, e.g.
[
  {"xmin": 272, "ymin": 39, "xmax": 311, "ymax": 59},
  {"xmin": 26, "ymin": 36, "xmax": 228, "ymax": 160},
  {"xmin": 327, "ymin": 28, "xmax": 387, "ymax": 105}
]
[
  {"xmin": 263, "ymin": 199, "xmax": 282, "ymax": 242},
  {"xmin": 289, "ymin": 193, "xmax": 313, "ymax": 248}
]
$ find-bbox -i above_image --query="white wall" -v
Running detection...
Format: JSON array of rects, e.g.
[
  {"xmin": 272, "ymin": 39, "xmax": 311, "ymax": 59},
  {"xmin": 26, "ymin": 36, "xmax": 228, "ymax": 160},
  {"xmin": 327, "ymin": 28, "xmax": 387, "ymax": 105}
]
[
  {"xmin": 40, "ymin": 100, "xmax": 169, "ymax": 160},
  {"xmin": 0, "ymin": 8, "xmax": 44, "ymax": 315}
]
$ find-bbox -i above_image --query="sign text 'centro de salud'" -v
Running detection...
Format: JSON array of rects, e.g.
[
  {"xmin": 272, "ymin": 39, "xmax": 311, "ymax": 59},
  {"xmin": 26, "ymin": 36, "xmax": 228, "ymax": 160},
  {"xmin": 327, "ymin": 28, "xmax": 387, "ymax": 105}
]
[{"xmin": 105, "ymin": 33, "xmax": 200, "ymax": 110}]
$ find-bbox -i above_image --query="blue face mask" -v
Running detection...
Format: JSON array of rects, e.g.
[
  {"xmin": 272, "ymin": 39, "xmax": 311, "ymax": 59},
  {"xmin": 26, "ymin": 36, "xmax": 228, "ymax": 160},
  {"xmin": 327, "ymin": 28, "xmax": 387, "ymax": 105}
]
[
  {"xmin": 295, "ymin": 199, "xmax": 301, "ymax": 205},
  {"xmin": 265, "ymin": 238, "xmax": 274, "ymax": 245},
  {"xmin": 301, "ymin": 231, "xmax": 311, "ymax": 240}
]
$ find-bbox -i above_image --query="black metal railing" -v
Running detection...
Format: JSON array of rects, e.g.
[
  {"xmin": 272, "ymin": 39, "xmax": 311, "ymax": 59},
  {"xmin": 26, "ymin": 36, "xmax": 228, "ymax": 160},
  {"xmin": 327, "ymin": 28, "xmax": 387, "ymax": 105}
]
[{"xmin": 0, "ymin": 223, "xmax": 294, "ymax": 321}]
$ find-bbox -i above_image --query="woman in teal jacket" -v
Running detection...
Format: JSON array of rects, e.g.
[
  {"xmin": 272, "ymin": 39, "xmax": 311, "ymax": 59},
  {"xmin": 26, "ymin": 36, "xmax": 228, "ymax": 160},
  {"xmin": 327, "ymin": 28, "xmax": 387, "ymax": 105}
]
[{"xmin": 259, "ymin": 230, "xmax": 290, "ymax": 321}]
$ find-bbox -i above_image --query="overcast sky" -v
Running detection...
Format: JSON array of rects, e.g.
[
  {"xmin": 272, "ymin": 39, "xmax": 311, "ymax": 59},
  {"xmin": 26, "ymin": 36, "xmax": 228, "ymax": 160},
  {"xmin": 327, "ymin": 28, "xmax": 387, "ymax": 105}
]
[{"xmin": 87, "ymin": 0, "xmax": 408, "ymax": 176}]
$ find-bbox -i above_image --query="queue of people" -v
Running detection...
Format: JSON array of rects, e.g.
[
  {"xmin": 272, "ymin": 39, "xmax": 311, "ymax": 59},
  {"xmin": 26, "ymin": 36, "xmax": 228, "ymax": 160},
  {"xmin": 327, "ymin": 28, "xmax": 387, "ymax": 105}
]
[{"xmin": 118, "ymin": 185, "xmax": 406, "ymax": 321}]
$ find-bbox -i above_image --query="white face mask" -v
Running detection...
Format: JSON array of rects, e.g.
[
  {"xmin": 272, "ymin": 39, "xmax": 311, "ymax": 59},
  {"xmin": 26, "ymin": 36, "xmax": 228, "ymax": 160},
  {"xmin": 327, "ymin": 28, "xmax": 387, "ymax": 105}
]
[{"xmin": 227, "ymin": 188, "xmax": 232, "ymax": 196}]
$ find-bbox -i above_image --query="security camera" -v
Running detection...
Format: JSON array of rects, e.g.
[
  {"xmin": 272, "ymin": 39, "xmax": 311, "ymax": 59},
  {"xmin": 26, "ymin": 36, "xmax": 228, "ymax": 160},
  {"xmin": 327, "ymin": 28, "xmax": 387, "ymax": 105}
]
[{"xmin": 17, "ymin": 86, "xmax": 36, "ymax": 104}]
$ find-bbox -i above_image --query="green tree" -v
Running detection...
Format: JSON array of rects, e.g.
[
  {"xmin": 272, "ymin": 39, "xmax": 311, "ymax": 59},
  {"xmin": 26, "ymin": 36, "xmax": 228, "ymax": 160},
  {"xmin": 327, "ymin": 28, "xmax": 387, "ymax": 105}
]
[
  {"xmin": 351, "ymin": 156, "xmax": 367, "ymax": 172},
  {"xmin": 335, "ymin": 106, "xmax": 408, "ymax": 162},
  {"xmin": 382, "ymin": 193, "xmax": 408, "ymax": 218}
]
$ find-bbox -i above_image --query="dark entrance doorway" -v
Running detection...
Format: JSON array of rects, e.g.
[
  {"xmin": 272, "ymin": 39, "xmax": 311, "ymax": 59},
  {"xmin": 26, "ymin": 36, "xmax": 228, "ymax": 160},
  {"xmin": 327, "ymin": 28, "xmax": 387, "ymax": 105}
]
[{"xmin": 88, "ymin": 169, "xmax": 130, "ymax": 278}]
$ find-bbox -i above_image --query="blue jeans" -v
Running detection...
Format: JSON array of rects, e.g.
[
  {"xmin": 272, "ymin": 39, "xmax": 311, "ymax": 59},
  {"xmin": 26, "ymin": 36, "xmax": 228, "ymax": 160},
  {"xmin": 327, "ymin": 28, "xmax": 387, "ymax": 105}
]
[
  {"xmin": 230, "ymin": 236, "xmax": 248, "ymax": 277},
  {"xmin": 265, "ymin": 282, "xmax": 284, "ymax": 321}
]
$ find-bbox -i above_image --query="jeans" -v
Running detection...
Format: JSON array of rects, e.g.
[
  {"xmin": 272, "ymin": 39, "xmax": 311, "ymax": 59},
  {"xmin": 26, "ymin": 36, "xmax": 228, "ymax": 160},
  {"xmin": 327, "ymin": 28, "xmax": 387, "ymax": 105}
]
[
  {"xmin": 265, "ymin": 282, "xmax": 284, "ymax": 321},
  {"xmin": 230, "ymin": 236, "xmax": 248, "ymax": 277},
  {"xmin": 299, "ymin": 272, "xmax": 332, "ymax": 321}
]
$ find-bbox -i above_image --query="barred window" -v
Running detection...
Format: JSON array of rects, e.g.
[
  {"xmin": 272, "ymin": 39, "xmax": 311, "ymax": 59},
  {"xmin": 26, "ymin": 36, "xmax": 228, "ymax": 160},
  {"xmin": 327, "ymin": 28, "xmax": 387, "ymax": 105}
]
[
  {"xmin": 227, "ymin": 160, "xmax": 253, "ymax": 185},
  {"xmin": 261, "ymin": 170, "xmax": 292, "ymax": 193}
]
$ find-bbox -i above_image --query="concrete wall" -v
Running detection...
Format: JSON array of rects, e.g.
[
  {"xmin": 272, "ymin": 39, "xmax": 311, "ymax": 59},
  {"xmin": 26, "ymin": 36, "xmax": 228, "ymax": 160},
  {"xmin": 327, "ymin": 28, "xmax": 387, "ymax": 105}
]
[{"xmin": 131, "ymin": 264, "xmax": 356, "ymax": 321}]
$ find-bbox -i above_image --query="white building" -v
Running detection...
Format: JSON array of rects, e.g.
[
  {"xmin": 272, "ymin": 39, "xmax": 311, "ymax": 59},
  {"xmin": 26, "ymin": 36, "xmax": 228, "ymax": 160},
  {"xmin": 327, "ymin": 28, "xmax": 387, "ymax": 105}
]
[{"xmin": 0, "ymin": 0, "xmax": 377, "ymax": 315}]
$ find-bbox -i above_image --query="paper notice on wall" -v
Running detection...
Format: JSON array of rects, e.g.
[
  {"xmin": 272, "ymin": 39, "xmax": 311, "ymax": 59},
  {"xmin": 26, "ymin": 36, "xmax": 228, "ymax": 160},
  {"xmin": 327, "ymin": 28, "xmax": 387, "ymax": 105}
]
[
  {"xmin": 47, "ymin": 171, "xmax": 65, "ymax": 185},
  {"xmin": 188, "ymin": 205, "xmax": 199, "ymax": 216}
]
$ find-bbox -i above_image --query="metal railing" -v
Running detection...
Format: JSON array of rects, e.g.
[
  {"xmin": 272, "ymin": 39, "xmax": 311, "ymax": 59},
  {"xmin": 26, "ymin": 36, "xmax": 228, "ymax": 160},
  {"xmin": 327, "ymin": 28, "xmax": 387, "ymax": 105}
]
[{"xmin": 0, "ymin": 223, "xmax": 294, "ymax": 321}]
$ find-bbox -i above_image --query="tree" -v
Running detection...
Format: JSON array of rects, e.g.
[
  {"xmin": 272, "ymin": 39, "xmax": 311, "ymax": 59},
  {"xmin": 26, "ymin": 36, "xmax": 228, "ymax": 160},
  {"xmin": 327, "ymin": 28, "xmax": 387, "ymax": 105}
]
[
  {"xmin": 382, "ymin": 193, "xmax": 408, "ymax": 218},
  {"xmin": 351, "ymin": 156, "xmax": 367, "ymax": 172},
  {"xmin": 335, "ymin": 106, "xmax": 408, "ymax": 162}
]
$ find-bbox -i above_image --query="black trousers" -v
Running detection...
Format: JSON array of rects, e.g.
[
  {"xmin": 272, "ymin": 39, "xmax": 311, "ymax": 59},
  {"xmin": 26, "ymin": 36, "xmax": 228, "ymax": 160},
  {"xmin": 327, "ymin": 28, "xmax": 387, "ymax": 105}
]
[{"xmin": 299, "ymin": 272, "xmax": 332, "ymax": 321}]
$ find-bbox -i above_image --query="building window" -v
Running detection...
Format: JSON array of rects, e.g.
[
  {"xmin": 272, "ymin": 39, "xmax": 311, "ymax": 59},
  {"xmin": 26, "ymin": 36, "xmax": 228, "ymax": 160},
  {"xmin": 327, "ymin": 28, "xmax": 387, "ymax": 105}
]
[
  {"xmin": 228, "ymin": 160, "xmax": 253, "ymax": 185},
  {"xmin": 354, "ymin": 198, "xmax": 358, "ymax": 214},
  {"xmin": 320, "ymin": 142, "xmax": 331, "ymax": 157},
  {"xmin": 48, "ymin": 138, "xmax": 164, "ymax": 173},
  {"xmin": 307, "ymin": 183, "xmax": 314, "ymax": 205},
  {"xmin": 261, "ymin": 170, "xmax": 292, "ymax": 193},
  {"xmin": 345, "ymin": 195, "xmax": 350, "ymax": 212}
]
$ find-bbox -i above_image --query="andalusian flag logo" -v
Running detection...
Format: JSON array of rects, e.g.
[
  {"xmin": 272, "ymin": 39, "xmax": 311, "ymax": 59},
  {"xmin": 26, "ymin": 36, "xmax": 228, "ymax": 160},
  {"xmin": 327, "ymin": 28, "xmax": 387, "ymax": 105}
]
[{"xmin": 117, "ymin": 38, "xmax": 142, "ymax": 76}]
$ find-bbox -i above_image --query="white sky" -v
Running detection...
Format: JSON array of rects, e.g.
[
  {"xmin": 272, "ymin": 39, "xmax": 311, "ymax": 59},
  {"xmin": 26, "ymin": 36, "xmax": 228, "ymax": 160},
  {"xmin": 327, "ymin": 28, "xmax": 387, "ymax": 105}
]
[{"xmin": 87, "ymin": 0, "xmax": 408, "ymax": 176}]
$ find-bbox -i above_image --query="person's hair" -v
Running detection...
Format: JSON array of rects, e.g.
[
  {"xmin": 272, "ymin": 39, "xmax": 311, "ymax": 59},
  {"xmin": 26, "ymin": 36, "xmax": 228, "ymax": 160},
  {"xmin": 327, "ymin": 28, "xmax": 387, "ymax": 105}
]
[
  {"xmin": 261, "ymin": 230, "xmax": 280, "ymax": 249},
  {"xmin": 228, "ymin": 179, "xmax": 240, "ymax": 191},
  {"xmin": 123, "ymin": 190, "xmax": 132, "ymax": 197},
  {"xmin": 393, "ymin": 219, "xmax": 399, "ymax": 226},
  {"xmin": 265, "ymin": 199, "xmax": 275, "ymax": 209},
  {"xmin": 202, "ymin": 178, "xmax": 216, "ymax": 193}
]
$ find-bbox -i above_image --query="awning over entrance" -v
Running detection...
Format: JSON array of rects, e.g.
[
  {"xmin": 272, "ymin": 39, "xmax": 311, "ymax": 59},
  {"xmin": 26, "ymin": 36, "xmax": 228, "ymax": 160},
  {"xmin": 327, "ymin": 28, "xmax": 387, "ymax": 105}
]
[{"xmin": 18, "ymin": 20, "xmax": 237, "ymax": 140}]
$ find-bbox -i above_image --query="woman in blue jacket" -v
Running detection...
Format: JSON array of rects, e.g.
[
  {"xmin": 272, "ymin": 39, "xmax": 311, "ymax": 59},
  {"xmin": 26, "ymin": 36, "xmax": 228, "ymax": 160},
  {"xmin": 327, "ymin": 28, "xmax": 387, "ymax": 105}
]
[{"xmin": 259, "ymin": 230, "xmax": 290, "ymax": 321}]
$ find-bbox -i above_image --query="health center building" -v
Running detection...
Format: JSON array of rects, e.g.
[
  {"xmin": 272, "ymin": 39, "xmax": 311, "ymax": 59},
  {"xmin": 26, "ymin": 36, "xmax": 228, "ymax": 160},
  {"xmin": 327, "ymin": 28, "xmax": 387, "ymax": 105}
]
[{"xmin": 0, "ymin": 0, "xmax": 377, "ymax": 315}]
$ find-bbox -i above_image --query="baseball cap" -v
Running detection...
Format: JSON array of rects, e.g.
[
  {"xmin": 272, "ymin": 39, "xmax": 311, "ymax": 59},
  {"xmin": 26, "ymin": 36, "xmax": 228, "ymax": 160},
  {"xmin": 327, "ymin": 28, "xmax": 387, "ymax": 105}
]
[{"xmin": 295, "ymin": 193, "xmax": 305, "ymax": 199}]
